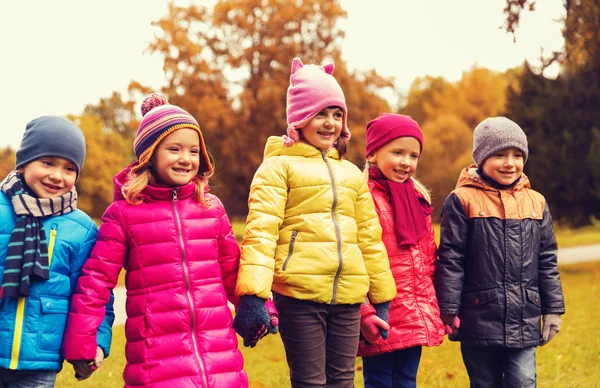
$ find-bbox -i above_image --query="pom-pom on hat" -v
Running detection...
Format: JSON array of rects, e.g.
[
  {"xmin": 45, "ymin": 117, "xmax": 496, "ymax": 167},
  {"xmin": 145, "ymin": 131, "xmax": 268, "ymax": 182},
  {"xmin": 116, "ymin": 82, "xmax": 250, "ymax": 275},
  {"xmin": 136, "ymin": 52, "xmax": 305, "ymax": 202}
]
[
  {"xmin": 472, "ymin": 116, "xmax": 528, "ymax": 166},
  {"xmin": 132, "ymin": 93, "xmax": 212, "ymax": 175},
  {"xmin": 284, "ymin": 57, "xmax": 350, "ymax": 146},
  {"xmin": 365, "ymin": 114, "xmax": 423, "ymax": 157}
]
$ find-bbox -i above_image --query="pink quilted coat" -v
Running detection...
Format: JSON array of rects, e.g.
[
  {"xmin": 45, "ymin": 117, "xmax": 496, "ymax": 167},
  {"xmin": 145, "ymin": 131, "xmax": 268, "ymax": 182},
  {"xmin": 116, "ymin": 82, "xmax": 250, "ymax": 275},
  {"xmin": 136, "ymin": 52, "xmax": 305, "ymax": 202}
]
[{"xmin": 62, "ymin": 165, "xmax": 248, "ymax": 388}]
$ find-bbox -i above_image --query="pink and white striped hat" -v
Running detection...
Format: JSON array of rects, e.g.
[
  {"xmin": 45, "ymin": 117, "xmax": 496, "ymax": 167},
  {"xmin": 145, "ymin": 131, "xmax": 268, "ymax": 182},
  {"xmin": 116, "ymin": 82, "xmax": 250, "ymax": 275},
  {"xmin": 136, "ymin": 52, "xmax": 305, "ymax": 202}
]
[{"xmin": 132, "ymin": 93, "xmax": 212, "ymax": 174}]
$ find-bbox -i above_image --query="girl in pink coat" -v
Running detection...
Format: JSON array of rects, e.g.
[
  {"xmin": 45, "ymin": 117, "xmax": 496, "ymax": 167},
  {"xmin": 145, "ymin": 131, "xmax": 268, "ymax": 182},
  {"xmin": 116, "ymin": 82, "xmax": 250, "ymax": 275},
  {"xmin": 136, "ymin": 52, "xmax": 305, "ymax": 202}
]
[{"xmin": 62, "ymin": 94, "xmax": 250, "ymax": 388}]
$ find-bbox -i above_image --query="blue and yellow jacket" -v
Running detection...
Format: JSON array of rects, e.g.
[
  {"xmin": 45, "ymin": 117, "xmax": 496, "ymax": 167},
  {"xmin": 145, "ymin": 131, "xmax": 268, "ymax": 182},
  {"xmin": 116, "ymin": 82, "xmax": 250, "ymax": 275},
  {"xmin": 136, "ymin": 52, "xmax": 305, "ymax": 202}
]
[{"xmin": 0, "ymin": 191, "xmax": 114, "ymax": 371}]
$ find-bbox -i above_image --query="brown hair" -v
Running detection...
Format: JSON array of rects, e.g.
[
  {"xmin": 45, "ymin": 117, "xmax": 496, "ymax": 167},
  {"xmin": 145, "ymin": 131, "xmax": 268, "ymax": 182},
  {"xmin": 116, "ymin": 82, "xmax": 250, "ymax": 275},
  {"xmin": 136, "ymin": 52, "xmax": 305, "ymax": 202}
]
[{"xmin": 121, "ymin": 167, "xmax": 212, "ymax": 207}]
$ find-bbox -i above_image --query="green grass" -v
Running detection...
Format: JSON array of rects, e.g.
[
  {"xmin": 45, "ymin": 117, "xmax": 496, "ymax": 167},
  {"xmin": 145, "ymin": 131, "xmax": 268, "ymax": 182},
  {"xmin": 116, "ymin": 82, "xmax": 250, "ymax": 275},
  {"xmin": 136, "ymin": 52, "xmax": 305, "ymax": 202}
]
[
  {"xmin": 554, "ymin": 220, "xmax": 600, "ymax": 248},
  {"xmin": 232, "ymin": 219, "xmax": 599, "ymax": 248},
  {"xmin": 57, "ymin": 261, "xmax": 600, "ymax": 387}
]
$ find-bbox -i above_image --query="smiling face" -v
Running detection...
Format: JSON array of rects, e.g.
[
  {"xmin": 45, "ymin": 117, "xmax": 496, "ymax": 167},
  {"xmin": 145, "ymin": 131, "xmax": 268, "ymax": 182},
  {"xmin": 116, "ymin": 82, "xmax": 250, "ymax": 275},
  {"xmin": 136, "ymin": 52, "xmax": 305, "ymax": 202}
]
[
  {"xmin": 368, "ymin": 136, "xmax": 421, "ymax": 183},
  {"xmin": 299, "ymin": 107, "xmax": 343, "ymax": 151},
  {"xmin": 150, "ymin": 128, "xmax": 201, "ymax": 187},
  {"xmin": 481, "ymin": 147, "xmax": 524, "ymax": 186},
  {"xmin": 18, "ymin": 157, "xmax": 77, "ymax": 198}
]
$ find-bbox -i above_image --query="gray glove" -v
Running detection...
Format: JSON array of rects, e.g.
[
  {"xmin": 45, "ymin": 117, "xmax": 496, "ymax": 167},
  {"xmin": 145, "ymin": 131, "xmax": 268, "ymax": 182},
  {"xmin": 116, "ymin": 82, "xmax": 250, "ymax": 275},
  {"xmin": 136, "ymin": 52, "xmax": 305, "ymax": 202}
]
[{"xmin": 541, "ymin": 314, "xmax": 561, "ymax": 346}]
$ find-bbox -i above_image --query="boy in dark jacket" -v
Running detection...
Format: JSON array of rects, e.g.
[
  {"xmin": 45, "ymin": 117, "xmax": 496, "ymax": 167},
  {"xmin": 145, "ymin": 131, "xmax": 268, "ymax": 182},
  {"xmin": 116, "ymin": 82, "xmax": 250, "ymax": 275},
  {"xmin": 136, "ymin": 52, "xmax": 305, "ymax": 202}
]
[{"xmin": 434, "ymin": 117, "xmax": 564, "ymax": 388}]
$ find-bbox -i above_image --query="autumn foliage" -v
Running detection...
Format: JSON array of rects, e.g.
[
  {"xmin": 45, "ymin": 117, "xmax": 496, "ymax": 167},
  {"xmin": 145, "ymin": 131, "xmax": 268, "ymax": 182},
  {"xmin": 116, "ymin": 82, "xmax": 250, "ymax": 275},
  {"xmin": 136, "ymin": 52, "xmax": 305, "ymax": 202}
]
[{"xmin": 0, "ymin": 0, "xmax": 597, "ymax": 226}]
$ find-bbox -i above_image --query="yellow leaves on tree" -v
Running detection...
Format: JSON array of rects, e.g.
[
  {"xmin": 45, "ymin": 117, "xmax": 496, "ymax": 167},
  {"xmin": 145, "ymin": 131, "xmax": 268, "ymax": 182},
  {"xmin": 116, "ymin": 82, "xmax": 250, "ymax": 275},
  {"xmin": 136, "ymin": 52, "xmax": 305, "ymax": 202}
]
[
  {"xmin": 401, "ymin": 66, "xmax": 511, "ymax": 218},
  {"xmin": 69, "ymin": 114, "xmax": 129, "ymax": 219},
  {"xmin": 0, "ymin": 148, "xmax": 16, "ymax": 180}
]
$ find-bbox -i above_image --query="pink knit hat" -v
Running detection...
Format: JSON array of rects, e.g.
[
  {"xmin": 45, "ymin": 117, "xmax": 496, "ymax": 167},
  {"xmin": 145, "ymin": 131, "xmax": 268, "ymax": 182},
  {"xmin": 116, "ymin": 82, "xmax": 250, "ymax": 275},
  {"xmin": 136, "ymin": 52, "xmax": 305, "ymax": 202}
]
[
  {"xmin": 365, "ymin": 114, "xmax": 424, "ymax": 157},
  {"xmin": 283, "ymin": 57, "xmax": 350, "ymax": 146}
]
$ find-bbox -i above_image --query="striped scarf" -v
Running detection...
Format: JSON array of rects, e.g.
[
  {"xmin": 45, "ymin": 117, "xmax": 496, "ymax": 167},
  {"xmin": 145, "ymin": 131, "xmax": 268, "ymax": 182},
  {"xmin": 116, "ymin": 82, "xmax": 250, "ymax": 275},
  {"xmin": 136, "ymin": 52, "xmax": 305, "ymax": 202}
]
[{"xmin": 0, "ymin": 170, "xmax": 77, "ymax": 298}]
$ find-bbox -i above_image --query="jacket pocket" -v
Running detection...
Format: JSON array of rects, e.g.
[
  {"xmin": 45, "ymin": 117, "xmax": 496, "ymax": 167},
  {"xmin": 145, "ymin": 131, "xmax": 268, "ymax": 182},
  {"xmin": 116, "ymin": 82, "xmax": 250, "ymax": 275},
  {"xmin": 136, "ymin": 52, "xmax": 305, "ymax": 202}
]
[
  {"xmin": 459, "ymin": 288, "xmax": 502, "ymax": 341},
  {"xmin": 525, "ymin": 288, "xmax": 541, "ymax": 308},
  {"xmin": 38, "ymin": 296, "xmax": 69, "ymax": 352},
  {"xmin": 282, "ymin": 231, "xmax": 299, "ymax": 271},
  {"xmin": 460, "ymin": 288, "xmax": 498, "ymax": 307},
  {"xmin": 523, "ymin": 288, "xmax": 542, "ymax": 343}
]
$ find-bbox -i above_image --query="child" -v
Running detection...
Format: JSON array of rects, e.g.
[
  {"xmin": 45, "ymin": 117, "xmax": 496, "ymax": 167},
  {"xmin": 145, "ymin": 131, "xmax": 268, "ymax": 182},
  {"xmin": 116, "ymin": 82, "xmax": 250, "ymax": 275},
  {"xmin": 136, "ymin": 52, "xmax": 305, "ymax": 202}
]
[
  {"xmin": 233, "ymin": 58, "xmax": 397, "ymax": 388},
  {"xmin": 434, "ymin": 117, "xmax": 565, "ymax": 387},
  {"xmin": 0, "ymin": 116, "xmax": 114, "ymax": 387},
  {"xmin": 359, "ymin": 114, "xmax": 445, "ymax": 388},
  {"xmin": 62, "ymin": 94, "xmax": 249, "ymax": 388}
]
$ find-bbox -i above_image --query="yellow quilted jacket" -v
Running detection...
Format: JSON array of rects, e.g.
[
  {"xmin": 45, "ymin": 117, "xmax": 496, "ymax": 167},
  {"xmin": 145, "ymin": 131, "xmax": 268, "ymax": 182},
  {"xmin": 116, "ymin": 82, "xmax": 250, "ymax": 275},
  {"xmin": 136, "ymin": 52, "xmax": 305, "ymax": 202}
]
[{"xmin": 235, "ymin": 136, "xmax": 396, "ymax": 305}]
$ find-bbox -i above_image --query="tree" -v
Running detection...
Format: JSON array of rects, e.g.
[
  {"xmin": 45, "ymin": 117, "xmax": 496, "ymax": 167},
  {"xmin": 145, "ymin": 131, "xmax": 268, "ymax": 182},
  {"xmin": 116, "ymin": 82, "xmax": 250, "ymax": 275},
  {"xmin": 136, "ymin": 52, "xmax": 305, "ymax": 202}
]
[
  {"xmin": 68, "ymin": 114, "xmax": 129, "ymax": 219},
  {"xmin": 504, "ymin": 0, "xmax": 600, "ymax": 226},
  {"xmin": 0, "ymin": 147, "xmax": 15, "ymax": 179},
  {"xmin": 417, "ymin": 114, "xmax": 473, "ymax": 218},
  {"xmin": 131, "ymin": 0, "xmax": 394, "ymax": 215},
  {"xmin": 399, "ymin": 67, "xmax": 511, "ymax": 220}
]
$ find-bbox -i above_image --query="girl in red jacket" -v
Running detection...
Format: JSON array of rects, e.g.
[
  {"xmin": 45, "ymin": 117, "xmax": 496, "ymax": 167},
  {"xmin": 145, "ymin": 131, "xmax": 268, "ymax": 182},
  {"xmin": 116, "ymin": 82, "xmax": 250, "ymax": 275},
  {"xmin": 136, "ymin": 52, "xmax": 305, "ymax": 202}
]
[
  {"xmin": 61, "ymin": 94, "xmax": 270, "ymax": 388},
  {"xmin": 359, "ymin": 114, "xmax": 445, "ymax": 388}
]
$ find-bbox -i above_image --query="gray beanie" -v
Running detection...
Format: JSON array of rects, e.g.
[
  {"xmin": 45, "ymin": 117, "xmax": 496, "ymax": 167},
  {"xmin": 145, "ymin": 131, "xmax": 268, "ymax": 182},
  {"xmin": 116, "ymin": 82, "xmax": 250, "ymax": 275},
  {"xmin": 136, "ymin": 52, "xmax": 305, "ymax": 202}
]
[
  {"xmin": 16, "ymin": 116, "xmax": 86, "ymax": 178},
  {"xmin": 472, "ymin": 116, "xmax": 528, "ymax": 166}
]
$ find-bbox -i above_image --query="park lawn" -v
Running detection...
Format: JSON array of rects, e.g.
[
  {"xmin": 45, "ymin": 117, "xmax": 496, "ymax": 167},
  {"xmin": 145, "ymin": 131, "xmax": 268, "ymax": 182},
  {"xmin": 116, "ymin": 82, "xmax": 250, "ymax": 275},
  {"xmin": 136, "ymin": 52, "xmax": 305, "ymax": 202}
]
[
  {"xmin": 232, "ymin": 219, "xmax": 599, "ymax": 248},
  {"xmin": 57, "ymin": 261, "xmax": 600, "ymax": 388}
]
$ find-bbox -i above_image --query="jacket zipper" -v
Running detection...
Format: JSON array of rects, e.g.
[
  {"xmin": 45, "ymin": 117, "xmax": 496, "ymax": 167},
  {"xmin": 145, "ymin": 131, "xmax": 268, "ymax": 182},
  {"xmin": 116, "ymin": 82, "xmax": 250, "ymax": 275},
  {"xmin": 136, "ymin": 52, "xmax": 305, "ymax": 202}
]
[
  {"xmin": 172, "ymin": 190, "xmax": 208, "ymax": 387},
  {"xmin": 10, "ymin": 226, "xmax": 57, "ymax": 369},
  {"xmin": 282, "ymin": 231, "xmax": 299, "ymax": 271},
  {"xmin": 322, "ymin": 152, "xmax": 343, "ymax": 304}
]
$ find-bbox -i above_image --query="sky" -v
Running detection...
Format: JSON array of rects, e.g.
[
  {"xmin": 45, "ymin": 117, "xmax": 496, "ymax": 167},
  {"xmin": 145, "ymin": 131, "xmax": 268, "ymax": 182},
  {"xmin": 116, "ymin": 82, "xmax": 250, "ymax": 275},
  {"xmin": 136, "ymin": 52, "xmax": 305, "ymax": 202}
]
[{"xmin": 0, "ymin": 0, "xmax": 565, "ymax": 149}]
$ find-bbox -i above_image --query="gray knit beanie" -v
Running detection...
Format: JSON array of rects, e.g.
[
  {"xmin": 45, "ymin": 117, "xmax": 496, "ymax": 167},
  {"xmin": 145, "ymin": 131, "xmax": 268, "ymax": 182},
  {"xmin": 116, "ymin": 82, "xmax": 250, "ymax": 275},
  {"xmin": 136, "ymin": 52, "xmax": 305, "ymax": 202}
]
[
  {"xmin": 472, "ymin": 117, "xmax": 528, "ymax": 166},
  {"xmin": 16, "ymin": 116, "xmax": 86, "ymax": 178}
]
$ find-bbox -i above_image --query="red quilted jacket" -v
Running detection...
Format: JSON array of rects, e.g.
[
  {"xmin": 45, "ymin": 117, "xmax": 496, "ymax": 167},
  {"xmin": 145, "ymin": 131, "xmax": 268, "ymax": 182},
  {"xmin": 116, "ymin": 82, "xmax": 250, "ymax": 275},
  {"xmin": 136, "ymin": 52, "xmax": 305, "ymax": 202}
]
[
  {"xmin": 63, "ymin": 164, "xmax": 248, "ymax": 388},
  {"xmin": 358, "ymin": 179, "xmax": 445, "ymax": 357}
]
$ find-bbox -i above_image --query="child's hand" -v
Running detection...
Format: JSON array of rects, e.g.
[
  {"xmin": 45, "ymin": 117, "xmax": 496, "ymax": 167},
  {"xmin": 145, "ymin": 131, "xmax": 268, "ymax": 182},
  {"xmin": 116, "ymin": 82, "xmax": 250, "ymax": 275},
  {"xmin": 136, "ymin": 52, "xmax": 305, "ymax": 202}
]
[
  {"xmin": 73, "ymin": 346, "xmax": 104, "ymax": 381},
  {"xmin": 373, "ymin": 302, "xmax": 391, "ymax": 339},
  {"xmin": 541, "ymin": 314, "xmax": 561, "ymax": 345},
  {"xmin": 441, "ymin": 314, "xmax": 460, "ymax": 336},
  {"xmin": 233, "ymin": 295, "xmax": 278, "ymax": 348},
  {"xmin": 361, "ymin": 314, "xmax": 390, "ymax": 343}
]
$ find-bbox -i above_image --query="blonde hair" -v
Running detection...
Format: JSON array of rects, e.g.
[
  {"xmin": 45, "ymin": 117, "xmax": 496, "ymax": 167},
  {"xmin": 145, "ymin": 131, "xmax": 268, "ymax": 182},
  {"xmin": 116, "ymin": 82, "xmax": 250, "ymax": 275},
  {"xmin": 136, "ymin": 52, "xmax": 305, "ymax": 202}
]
[
  {"xmin": 363, "ymin": 160, "xmax": 431, "ymax": 204},
  {"xmin": 122, "ymin": 167, "xmax": 212, "ymax": 207}
]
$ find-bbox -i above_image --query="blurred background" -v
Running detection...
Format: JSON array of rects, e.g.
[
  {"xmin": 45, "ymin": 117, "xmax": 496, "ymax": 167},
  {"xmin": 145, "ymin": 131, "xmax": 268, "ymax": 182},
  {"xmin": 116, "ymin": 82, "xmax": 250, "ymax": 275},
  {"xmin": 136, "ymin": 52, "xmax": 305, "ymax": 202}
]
[
  {"xmin": 1, "ymin": 0, "xmax": 599, "ymax": 386},
  {"xmin": 2, "ymin": 0, "xmax": 597, "ymax": 227}
]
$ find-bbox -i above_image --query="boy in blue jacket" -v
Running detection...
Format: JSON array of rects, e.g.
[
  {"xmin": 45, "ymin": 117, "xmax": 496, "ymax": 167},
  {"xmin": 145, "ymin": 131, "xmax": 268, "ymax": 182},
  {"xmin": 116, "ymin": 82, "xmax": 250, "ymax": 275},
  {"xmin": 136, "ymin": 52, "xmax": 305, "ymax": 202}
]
[{"xmin": 0, "ymin": 116, "xmax": 114, "ymax": 387}]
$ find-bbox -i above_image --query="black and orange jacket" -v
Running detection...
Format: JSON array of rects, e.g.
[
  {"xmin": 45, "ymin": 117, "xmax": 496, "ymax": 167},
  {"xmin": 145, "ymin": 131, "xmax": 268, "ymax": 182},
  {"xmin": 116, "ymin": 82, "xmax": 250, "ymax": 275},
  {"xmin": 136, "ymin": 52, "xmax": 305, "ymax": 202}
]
[{"xmin": 434, "ymin": 166, "xmax": 565, "ymax": 348}]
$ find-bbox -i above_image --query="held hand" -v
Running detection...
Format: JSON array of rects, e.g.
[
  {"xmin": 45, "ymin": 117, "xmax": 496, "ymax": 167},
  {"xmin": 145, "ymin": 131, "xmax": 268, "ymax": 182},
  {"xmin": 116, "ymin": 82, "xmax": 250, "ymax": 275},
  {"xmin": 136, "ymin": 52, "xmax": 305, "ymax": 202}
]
[
  {"xmin": 361, "ymin": 314, "xmax": 390, "ymax": 343},
  {"xmin": 73, "ymin": 347, "xmax": 104, "ymax": 381},
  {"xmin": 233, "ymin": 295, "xmax": 277, "ymax": 348},
  {"xmin": 373, "ymin": 302, "xmax": 391, "ymax": 340},
  {"xmin": 541, "ymin": 314, "xmax": 561, "ymax": 346},
  {"xmin": 441, "ymin": 314, "xmax": 460, "ymax": 336}
]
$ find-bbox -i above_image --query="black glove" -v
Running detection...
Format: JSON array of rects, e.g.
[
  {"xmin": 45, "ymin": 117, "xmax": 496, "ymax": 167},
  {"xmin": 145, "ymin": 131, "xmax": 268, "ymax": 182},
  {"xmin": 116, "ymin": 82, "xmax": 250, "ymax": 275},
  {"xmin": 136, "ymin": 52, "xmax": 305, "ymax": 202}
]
[
  {"xmin": 233, "ymin": 295, "xmax": 278, "ymax": 347},
  {"xmin": 373, "ymin": 301, "xmax": 390, "ymax": 340}
]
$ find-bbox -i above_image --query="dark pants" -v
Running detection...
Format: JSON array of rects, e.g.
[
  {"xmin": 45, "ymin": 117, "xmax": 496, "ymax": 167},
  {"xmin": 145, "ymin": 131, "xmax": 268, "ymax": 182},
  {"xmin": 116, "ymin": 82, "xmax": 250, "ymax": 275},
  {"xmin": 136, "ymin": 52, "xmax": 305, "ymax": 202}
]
[
  {"xmin": 0, "ymin": 369, "xmax": 56, "ymax": 388},
  {"xmin": 362, "ymin": 346, "xmax": 422, "ymax": 388},
  {"xmin": 460, "ymin": 345, "xmax": 536, "ymax": 388},
  {"xmin": 273, "ymin": 293, "xmax": 361, "ymax": 388}
]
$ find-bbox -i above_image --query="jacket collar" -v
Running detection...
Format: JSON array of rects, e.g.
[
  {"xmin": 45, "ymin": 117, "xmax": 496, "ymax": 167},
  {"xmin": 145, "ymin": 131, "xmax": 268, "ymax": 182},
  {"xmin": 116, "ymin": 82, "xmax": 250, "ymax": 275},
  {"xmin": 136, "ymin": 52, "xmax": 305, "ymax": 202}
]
[
  {"xmin": 112, "ymin": 162, "xmax": 196, "ymax": 203},
  {"xmin": 455, "ymin": 164, "xmax": 531, "ymax": 193},
  {"xmin": 262, "ymin": 136, "xmax": 340, "ymax": 160}
]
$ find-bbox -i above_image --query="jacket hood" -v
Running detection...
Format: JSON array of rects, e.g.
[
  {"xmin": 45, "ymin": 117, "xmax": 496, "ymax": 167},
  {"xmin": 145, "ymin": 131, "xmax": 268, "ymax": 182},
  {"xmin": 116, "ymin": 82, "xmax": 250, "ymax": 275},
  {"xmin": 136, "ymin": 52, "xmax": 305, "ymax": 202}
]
[
  {"xmin": 455, "ymin": 164, "xmax": 531, "ymax": 192},
  {"xmin": 112, "ymin": 161, "xmax": 196, "ymax": 203},
  {"xmin": 263, "ymin": 136, "xmax": 340, "ymax": 160}
]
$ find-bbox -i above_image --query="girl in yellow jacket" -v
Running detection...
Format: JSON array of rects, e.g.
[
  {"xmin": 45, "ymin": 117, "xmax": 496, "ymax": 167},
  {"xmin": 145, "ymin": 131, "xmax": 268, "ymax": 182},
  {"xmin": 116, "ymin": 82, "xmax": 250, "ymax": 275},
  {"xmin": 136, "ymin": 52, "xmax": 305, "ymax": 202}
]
[{"xmin": 234, "ymin": 57, "xmax": 397, "ymax": 388}]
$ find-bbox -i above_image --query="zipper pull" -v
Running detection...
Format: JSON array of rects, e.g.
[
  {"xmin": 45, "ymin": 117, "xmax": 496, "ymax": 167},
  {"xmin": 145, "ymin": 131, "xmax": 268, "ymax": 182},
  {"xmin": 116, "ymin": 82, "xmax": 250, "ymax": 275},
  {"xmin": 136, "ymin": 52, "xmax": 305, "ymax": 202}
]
[{"xmin": 172, "ymin": 189, "xmax": 178, "ymax": 202}]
